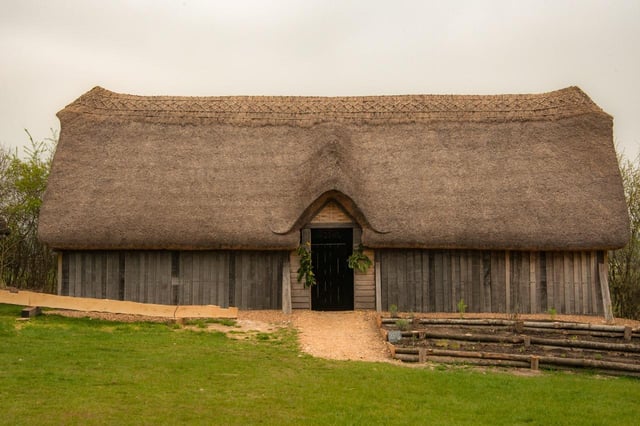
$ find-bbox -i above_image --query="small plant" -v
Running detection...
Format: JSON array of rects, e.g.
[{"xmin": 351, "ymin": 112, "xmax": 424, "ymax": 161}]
[
  {"xmin": 547, "ymin": 307, "xmax": 557, "ymax": 320},
  {"xmin": 347, "ymin": 244, "xmax": 373, "ymax": 273},
  {"xmin": 395, "ymin": 319, "xmax": 410, "ymax": 331},
  {"xmin": 210, "ymin": 318, "xmax": 238, "ymax": 327},
  {"xmin": 296, "ymin": 242, "xmax": 316, "ymax": 288},
  {"xmin": 457, "ymin": 299, "xmax": 467, "ymax": 318},
  {"xmin": 389, "ymin": 304, "xmax": 399, "ymax": 318}
]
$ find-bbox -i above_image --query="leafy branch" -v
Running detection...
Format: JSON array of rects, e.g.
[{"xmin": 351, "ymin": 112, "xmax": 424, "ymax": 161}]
[
  {"xmin": 347, "ymin": 244, "xmax": 372, "ymax": 273},
  {"xmin": 296, "ymin": 242, "xmax": 316, "ymax": 288}
]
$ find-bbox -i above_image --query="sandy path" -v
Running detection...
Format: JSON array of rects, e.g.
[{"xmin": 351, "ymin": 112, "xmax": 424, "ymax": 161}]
[{"xmin": 291, "ymin": 310, "xmax": 392, "ymax": 362}]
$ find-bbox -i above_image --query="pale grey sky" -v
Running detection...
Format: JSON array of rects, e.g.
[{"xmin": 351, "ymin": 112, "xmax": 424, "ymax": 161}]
[{"xmin": 1, "ymin": 0, "xmax": 639, "ymax": 158}]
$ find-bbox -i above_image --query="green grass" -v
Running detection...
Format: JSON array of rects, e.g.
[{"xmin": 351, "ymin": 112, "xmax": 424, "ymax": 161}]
[{"xmin": 0, "ymin": 304, "xmax": 638, "ymax": 425}]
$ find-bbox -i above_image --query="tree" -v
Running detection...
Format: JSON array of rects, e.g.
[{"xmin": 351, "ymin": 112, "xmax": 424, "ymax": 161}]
[
  {"xmin": 0, "ymin": 130, "xmax": 57, "ymax": 292},
  {"xmin": 608, "ymin": 152, "xmax": 640, "ymax": 319}
]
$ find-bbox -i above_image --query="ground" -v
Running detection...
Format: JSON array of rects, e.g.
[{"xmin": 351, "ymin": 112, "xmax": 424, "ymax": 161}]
[{"xmin": 45, "ymin": 308, "xmax": 640, "ymax": 365}]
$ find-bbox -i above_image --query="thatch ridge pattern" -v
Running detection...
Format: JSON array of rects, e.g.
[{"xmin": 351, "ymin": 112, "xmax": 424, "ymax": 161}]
[{"xmin": 60, "ymin": 86, "xmax": 606, "ymax": 126}]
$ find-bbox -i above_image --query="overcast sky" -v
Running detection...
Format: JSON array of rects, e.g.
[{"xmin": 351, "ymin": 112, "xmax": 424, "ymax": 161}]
[{"xmin": 1, "ymin": 0, "xmax": 639, "ymax": 158}]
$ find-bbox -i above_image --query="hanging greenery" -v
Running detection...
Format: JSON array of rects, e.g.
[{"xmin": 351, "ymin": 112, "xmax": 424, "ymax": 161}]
[
  {"xmin": 296, "ymin": 241, "xmax": 316, "ymax": 288},
  {"xmin": 348, "ymin": 244, "xmax": 372, "ymax": 273}
]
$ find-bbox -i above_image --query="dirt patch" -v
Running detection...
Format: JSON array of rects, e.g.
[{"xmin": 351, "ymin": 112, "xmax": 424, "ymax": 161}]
[{"xmin": 291, "ymin": 310, "xmax": 393, "ymax": 362}]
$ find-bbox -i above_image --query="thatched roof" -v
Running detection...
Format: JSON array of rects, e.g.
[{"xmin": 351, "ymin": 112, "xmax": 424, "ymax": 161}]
[{"xmin": 38, "ymin": 86, "xmax": 629, "ymax": 251}]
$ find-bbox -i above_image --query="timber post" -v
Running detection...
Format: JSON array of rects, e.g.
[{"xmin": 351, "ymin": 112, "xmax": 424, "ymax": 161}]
[
  {"xmin": 598, "ymin": 253, "xmax": 614, "ymax": 323},
  {"xmin": 282, "ymin": 255, "xmax": 292, "ymax": 314}
]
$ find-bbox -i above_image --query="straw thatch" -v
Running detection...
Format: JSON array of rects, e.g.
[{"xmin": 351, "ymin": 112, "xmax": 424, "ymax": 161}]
[{"xmin": 38, "ymin": 86, "xmax": 629, "ymax": 251}]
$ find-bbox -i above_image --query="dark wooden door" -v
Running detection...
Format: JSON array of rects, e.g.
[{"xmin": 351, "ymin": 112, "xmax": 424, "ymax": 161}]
[{"xmin": 311, "ymin": 228, "xmax": 353, "ymax": 311}]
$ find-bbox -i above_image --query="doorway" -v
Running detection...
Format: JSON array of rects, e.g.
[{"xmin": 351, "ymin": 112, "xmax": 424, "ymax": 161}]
[{"xmin": 311, "ymin": 228, "xmax": 354, "ymax": 311}]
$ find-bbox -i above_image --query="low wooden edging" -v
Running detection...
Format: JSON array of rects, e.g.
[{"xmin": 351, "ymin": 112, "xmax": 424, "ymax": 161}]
[
  {"xmin": 0, "ymin": 289, "xmax": 237, "ymax": 318},
  {"xmin": 380, "ymin": 317, "xmax": 639, "ymax": 340},
  {"xmin": 380, "ymin": 315, "xmax": 640, "ymax": 376},
  {"xmin": 398, "ymin": 330, "xmax": 640, "ymax": 353},
  {"xmin": 393, "ymin": 347, "xmax": 640, "ymax": 374}
]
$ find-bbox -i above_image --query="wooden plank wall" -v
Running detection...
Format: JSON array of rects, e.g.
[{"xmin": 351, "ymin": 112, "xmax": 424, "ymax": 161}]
[
  {"xmin": 233, "ymin": 251, "xmax": 283, "ymax": 310},
  {"xmin": 124, "ymin": 252, "xmax": 172, "ymax": 304},
  {"xmin": 179, "ymin": 251, "xmax": 229, "ymax": 307},
  {"xmin": 310, "ymin": 201, "xmax": 353, "ymax": 224},
  {"xmin": 61, "ymin": 251, "xmax": 120, "ymax": 300},
  {"xmin": 289, "ymin": 251, "xmax": 311, "ymax": 309},
  {"xmin": 62, "ymin": 250, "xmax": 284, "ymax": 309},
  {"xmin": 379, "ymin": 249, "xmax": 605, "ymax": 315},
  {"xmin": 354, "ymin": 249, "xmax": 376, "ymax": 309}
]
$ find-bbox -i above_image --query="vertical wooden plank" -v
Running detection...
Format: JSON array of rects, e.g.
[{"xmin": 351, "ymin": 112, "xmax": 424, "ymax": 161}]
[
  {"xmin": 383, "ymin": 250, "xmax": 390, "ymax": 311},
  {"xmin": 248, "ymin": 252, "xmax": 256, "ymax": 309},
  {"xmin": 123, "ymin": 252, "xmax": 134, "ymax": 302},
  {"xmin": 146, "ymin": 253, "xmax": 155, "ymax": 303},
  {"xmin": 434, "ymin": 251, "xmax": 443, "ymax": 312},
  {"xmin": 598, "ymin": 254, "xmax": 614, "ymax": 322},
  {"xmin": 91, "ymin": 253, "xmax": 100, "ymax": 298},
  {"xmin": 415, "ymin": 251, "xmax": 423, "ymax": 312},
  {"xmin": 482, "ymin": 251, "xmax": 491, "ymax": 312},
  {"xmin": 141, "ymin": 252, "xmax": 148, "ymax": 303},
  {"xmin": 78, "ymin": 253, "xmax": 86, "ymax": 298},
  {"xmin": 57, "ymin": 253, "xmax": 63, "ymax": 296},
  {"xmin": 73, "ymin": 253, "xmax": 82, "ymax": 297},
  {"xmin": 589, "ymin": 251, "xmax": 598, "ymax": 313},
  {"xmin": 180, "ymin": 252, "xmax": 191, "ymax": 305},
  {"xmin": 529, "ymin": 252, "xmax": 537, "ymax": 313},
  {"xmin": 428, "ymin": 252, "xmax": 436, "ymax": 311},
  {"xmin": 581, "ymin": 252, "xmax": 589, "ymax": 314},
  {"xmin": 470, "ymin": 252, "xmax": 480, "ymax": 312},
  {"xmin": 264, "ymin": 253, "xmax": 271, "ymax": 309},
  {"xmin": 213, "ymin": 252, "xmax": 221, "ymax": 306},
  {"xmin": 98, "ymin": 253, "xmax": 105, "ymax": 298},
  {"xmin": 420, "ymin": 251, "xmax": 429, "ymax": 312},
  {"xmin": 398, "ymin": 251, "xmax": 407, "ymax": 311},
  {"xmin": 105, "ymin": 252, "xmax": 119, "ymax": 300},
  {"xmin": 234, "ymin": 252, "xmax": 243, "ymax": 309},
  {"xmin": 458, "ymin": 252, "xmax": 466, "ymax": 311},
  {"xmin": 505, "ymin": 251, "xmax": 511, "ymax": 314},
  {"xmin": 541, "ymin": 252, "xmax": 550, "ymax": 312},
  {"xmin": 219, "ymin": 252, "xmax": 229, "ymax": 308},
  {"xmin": 375, "ymin": 260, "xmax": 382, "ymax": 312},
  {"xmin": 451, "ymin": 251, "xmax": 460, "ymax": 313},
  {"xmin": 210, "ymin": 251, "xmax": 218, "ymax": 306},
  {"xmin": 563, "ymin": 253, "xmax": 573, "ymax": 314},
  {"xmin": 490, "ymin": 251, "xmax": 500, "ymax": 312},
  {"xmin": 387, "ymin": 250, "xmax": 396, "ymax": 310},
  {"xmin": 552, "ymin": 252, "xmax": 563, "ymax": 313},
  {"xmin": 443, "ymin": 251, "xmax": 451, "ymax": 312},
  {"xmin": 573, "ymin": 252, "xmax": 581, "ymax": 314},
  {"xmin": 513, "ymin": 251, "xmax": 527, "ymax": 314},
  {"xmin": 405, "ymin": 250, "xmax": 415, "ymax": 312}
]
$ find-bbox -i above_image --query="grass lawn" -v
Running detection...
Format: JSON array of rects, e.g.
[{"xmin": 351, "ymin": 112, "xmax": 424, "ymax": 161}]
[{"xmin": 0, "ymin": 304, "xmax": 638, "ymax": 425}]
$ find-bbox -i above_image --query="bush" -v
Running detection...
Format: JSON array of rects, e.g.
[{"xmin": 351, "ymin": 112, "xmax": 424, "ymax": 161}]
[
  {"xmin": 609, "ymin": 152, "xmax": 640, "ymax": 319},
  {"xmin": 0, "ymin": 131, "xmax": 57, "ymax": 292}
]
